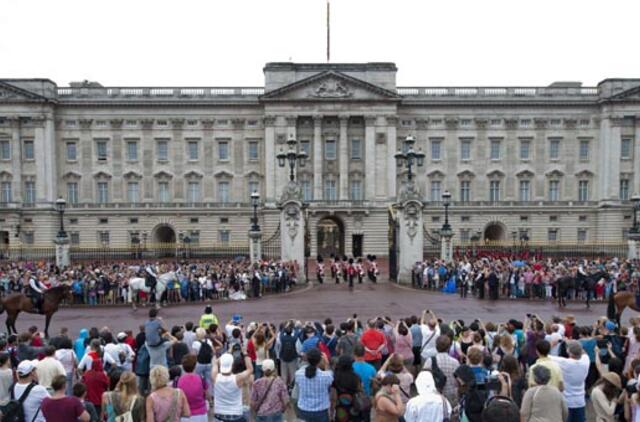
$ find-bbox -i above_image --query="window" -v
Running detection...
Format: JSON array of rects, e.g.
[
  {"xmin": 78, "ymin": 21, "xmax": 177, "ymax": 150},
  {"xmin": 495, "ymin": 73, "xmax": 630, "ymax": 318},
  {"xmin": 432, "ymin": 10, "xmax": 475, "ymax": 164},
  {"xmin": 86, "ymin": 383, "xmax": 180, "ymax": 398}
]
[
  {"xmin": 248, "ymin": 181, "xmax": 259, "ymax": 195},
  {"xmin": 302, "ymin": 180, "xmax": 312, "ymax": 202},
  {"xmin": 579, "ymin": 140, "xmax": 590, "ymax": 160},
  {"xmin": 432, "ymin": 216, "xmax": 440, "ymax": 223},
  {"xmin": 187, "ymin": 181, "xmax": 200, "ymax": 203},
  {"xmin": 218, "ymin": 181, "xmax": 230, "ymax": 203},
  {"xmin": 549, "ymin": 139, "xmax": 560, "ymax": 160},
  {"xmin": 99, "ymin": 218, "xmax": 109, "ymax": 224},
  {"xmin": 460, "ymin": 119, "xmax": 472, "ymax": 127},
  {"xmin": 520, "ymin": 119, "xmax": 531, "ymax": 127},
  {"xmin": 577, "ymin": 229, "xmax": 587, "ymax": 243},
  {"xmin": 219, "ymin": 230, "xmax": 230, "ymax": 244},
  {"xmin": 460, "ymin": 139, "xmax": 471, "ymax": 160},
  {"xmin": 490, "ymin": 119, "xmax": 501, "ymax": 126},
  {"xmin": 520, "ymin": 140, "xmax": 530, "ymax": 160},
  {"xmin": 324, "ymin": 179, "xmax": 337, "ymax": 201},
  {"xmin": 489, "ymin": 181, "xmax": 500, "ymax": 202},
  {"xmin": 621, "ymin": 138, "xmax": 633, "ymax": 159},
  {"xmin": 97, "ymin": 182, "xmax": 109, "ymax": 203},
  {"xmin": 96, "ymin": 140, "xmax": 107, "ymax": 161},
  {"xmin": 620, "ymin": 179, "xmax": 630, "ymax": 200},
  {"xmin": 127, "ymin": 182, "xmax": 139, "ymax": 203},
  {"xmin": 189, "ymin": 231, "xmax": 200, "ymax": 245},
  {"xmin": 578, "ymin": 180, "xmax": 589, "ymax": 202},
  {"xmin": 351, "ymin": 139, "xmax": 362, "ymax": 160},
  {"xmin": 490, "ymin": 140, "xmax": 501, "ymax": 160},
  {"xmin": 579, "ymin": 215, "xmax": 587, "ymax": 222},
  {"xmin": 0, "ymin": 140, "xmax": 9, "ymax": 160},
  {"xmin": 299, "ymin": 141, "xmax": 310, "ymax": 157},
  {"xmin": 248, "ymin": 141, "xmax": 259, "ymax": 160},
  {"xmin": 461, "ymin": 216, "xmax": 470, "ymax": 222},
  {"xmin": 325, "ymin": 140, "xmax": 336, "ymax": 160},
  {"xmin": 0, "ymin": 182, "xmax": 11, "ymax": 202},
  {"xmin": 350, "ymin": 180, "xmax": 363, "ymax": 200},
  {"xmin": 158, "ymin": 182, "xmax": 169, "ymax": 203},
  {"xmin": 69, "ymin": 218, "xmax": 78, "ymax": 224},
  {"xmin": 460, "ymin": 229, "xmax": 470, "ymax": 242},
  {"xmin": 187, "ymin": 141, "xmax": 199, "ymax": 161},
  {"xmin": 189, "ymin": 217, "xmax": 199, "ymax": 224},
  {"xmin": 548, "ymin": 229, "xmax": 558, "ymax": 242},
  {"xmin": 126, "ymin": 141, "xmax": 138, "ymax": 161},
  {"xmin": 67, "ymin": 182, "xmax": 78, "ymax": 204},
  {"xmin": 23, "ymin": 232, "xmax": 34, "ymax": 245},
  {"xmin": 99, "ymin": 231, "xmax": 110, "ymax": 245},
  {"xmin": 218, "ymin": 141, "xmax": 229, "ymax": 160},
  {"xmin": 430, "ymin": 181, "xmax": 441, "ymax": 202},
  {"xmin": 23, "ymin": 140, "xmax": 34, "ymax": 160},
  {"xmin": 220, "ymin": 217, "xmax": 229, "ymax": 224},
  {"xmin": 460, "ymin": 181, "xmax": 470, "ymax": 202},
  {"xmin": 130, "ymin": 218, "xmax": 139, "ymax": 224},
  {"xmin": 519, "ymin": 180, "xmax": 531, "ymax": 202},
  {"xmin": 24, "ymin": 181, "xmax": 35, "ymax": 204},
  {"xmin": 156, "ymin": 140, "xmax": 168, "ymax": 161},
  {"xmin": 548, "ymin": 180, "xmax": 559, "ymax": 201},
  {"xmin": 549, "ymin": 215, "xmax": 558, "ymax": 222},
  {"xmin": 520, "ymin": 215, "xmax": 529, "ymax": 222},
  {"xmin": 550, "ymin": 119, "xmax": 561, "ymax": 126},
  {"xmin": 431, "ymin": 140, "xmax": 441, "ymax": 161},
  {"xmin": 66, "ymin": 142, "xmax": 77, "ymax": 161},
  {"xmin": 70, "ymin": 233, "xmax": 80, "ymax": 245}
]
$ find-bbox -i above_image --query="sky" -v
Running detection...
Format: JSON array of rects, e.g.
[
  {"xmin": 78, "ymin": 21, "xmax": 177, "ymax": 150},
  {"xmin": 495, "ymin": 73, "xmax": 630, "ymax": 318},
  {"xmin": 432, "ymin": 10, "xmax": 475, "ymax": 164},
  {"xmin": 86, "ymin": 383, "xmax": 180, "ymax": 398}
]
[{"xmin": 1, "ymin": 0, "xmax": 638, "ymax": 88}]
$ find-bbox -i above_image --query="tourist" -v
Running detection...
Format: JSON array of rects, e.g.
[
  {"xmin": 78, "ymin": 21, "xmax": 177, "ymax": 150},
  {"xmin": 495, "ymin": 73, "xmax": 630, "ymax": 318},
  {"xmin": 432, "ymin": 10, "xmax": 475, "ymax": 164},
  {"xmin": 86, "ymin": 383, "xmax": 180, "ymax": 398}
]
[
  {"xmin": 81, "ymin": 357, "xmax": 109, "ymax": 416},
  {"xmin": 277, "ymin": 321, "xmax": 299, "ymax": 388},
  {"xmin": 332, "ymin": 354, "xmax": 365, "ymax": 421},
  {"xmin": 520, "ymin": 365, "xmax": 568, "ymax": 422},
  {"xmin": 404, "ymin": 371, "xmax": 451, "ymax": 422},
  {"xmin": 528, "ymin": 340, "xmax": 564, "ymax": 391},
  {"xmin": 423, "ymin": 335, "xmax": 460, "ymax": 407},
  {"xmin": 192, "ymin": 327, "xmax": 214, "ymax": 395},
  {"xmin": 393, "ymin": 320, "xmax": 413, "ymax": 367},
  {"xmin": 176, "ymin": 354, "xmax": 209, "ymax": 422},
  {"xmin": 74, "ymin": 329, "xmax": 89, "ymax": 360},
  {"xmin": 360, "ymin": 319, "xmax": 386, "ymax": 369},
  {"xmin": 251, "ymin": 323, "xmax": 276, "ymax": 379},
  {"xmin": 54, "ymin": 336, "xmax": 78, "ymax": 395},
  {"xmin": 378, "ymin": 354, "xmax": 413, "ymax": 405},
  {"xmin": 295, "ymin": 348, "xmax": 333, "ymax": 422},
  {"xmin": 551, "ymin": 340, "xmax": 590, "ymax": 422},
  {"xmin": 353, "ymin": 344, "xmax": 377, "ymax": 398},
  {"xmin": 212, "ymin": 352, "xmax": 254, "ymax": 421},
  {"xmin": 101, "ymin": 371, "xmax": 145, "ymax": 422},
  {"xmin": 78, "ymin": 338, "xmax": 116, "ymax": 372},
  {"xmin": 0, "ymin": 353, "xmax": 13, "ymax": 405},
  {"xmin": 35, "ymin": 345, "xmax": 66, "ymax": 391},
  {"xmin": 336, "ymin": 318, "xmax": 357, "ymax": 357},
  {"xmin": 590, "ymin": 372, "xmax": 623, "ymax": 422},
  {"xmin": 145, "ymin": 309, "xmax": 175, "ymax": 368},
  {"xmin": 73, "ymin": 382, "xmax": 100, "ymax": 421},
  {"xmin": 250, "ymin": 359, "xmax": 289, "ymax": 422},
  {"xmin": 420, "ymin": 309, "xmax": 440, "ymax": 362},
  {"xmin": 373, "ymin": 374, "xmax": 405, "ymax": 422},
  {"xmin": 146, "ymin": 366, "xmax": 190, "ymax": 422},
  {"xmin": 498, "ymin": 355, "xmax": 526, "ymax": 406},
  {"xmin": 12, "ymin": 360, "xmax": 49, "ymax": 422},
  {"xmin": 41, "ymin": 374, "xmax": 91, "ymax": 422}
]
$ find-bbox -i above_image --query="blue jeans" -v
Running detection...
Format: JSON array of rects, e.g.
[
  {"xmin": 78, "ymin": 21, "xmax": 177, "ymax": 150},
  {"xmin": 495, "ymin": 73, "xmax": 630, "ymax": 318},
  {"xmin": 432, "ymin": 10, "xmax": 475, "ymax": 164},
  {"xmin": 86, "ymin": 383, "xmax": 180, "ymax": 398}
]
[
  {"xmin": 568, "ymin": 407, "xmax": 585, "ymax": 422},
  {"xmin": 297, "ymin": 409, "xmax": 329, "ymax": 422},
  {"xmin": 195, "ymin": 362, "xmax": 213, "ymax": 396},
  {"xmin": 256, "ymin": 414, "xmax": 283, "ymax": 422}
]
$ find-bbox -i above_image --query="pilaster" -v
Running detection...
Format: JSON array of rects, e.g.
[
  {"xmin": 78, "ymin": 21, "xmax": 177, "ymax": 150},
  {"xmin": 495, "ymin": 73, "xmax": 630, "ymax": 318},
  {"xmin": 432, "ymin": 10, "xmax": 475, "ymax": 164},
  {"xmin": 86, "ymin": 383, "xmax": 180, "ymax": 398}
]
[
  {"xmin": 313, "ymin": 115, "xmax": 323, "ymax": 201},
  {"xmin": 264, "ymin": 116, "xmax": 276, "ymax": 203},
  {"xmin": 339, "ymin": 115, "xmax": 349, "ymax": 200},
  {"xmin": 364, "ymin": 116, "xmax": 377, "ymax": 200},
  {"xmin": 386, "ymin": 116, "xmax": 398, "ymax": 200}
]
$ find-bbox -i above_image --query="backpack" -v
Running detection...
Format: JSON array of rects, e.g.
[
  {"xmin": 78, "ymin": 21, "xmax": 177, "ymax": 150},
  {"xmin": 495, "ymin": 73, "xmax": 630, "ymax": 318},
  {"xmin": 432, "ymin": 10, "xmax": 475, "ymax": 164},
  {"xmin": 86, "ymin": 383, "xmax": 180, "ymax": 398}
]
[
  {"xmin": 430, "ymin": 357, "xmax": 447, "ymax": 392},
  {"xmin": 134, "ymin": 344, "xmax": 150, "ymax": 377},
  {"xmin": 1, "ymin": 382, "xmax": 37, "ymax": 422},
  {"xmin": 280, "ymin": 334, "xmax": 298, "ymax": 362},
  {"xmin": 196, "ymin": 340, "xmax": 214, "ymax": 364},
  {"xmin": 337, "ymin": 335, "xmax": 356, "ymax": 356}
]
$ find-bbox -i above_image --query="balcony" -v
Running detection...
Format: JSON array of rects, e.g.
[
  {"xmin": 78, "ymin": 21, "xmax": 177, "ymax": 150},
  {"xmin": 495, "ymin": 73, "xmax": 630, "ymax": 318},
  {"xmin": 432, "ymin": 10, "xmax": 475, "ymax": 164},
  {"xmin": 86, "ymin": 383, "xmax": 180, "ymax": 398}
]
[
  {"xmin": 56, "ymin": 86, "xmax": 264, "ymax": 103},
  {"xmin": 397, "ymin": 86, "xmax": 599, "ymax": 102}
]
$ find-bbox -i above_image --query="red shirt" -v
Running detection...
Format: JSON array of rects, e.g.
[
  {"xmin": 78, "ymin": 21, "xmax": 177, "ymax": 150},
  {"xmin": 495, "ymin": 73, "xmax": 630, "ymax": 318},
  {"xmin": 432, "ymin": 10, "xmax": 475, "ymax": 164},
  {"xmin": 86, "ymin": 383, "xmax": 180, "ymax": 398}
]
[
  {"xmin": 82, "ymin": 370, "xmax": 109, "ymax": 405},
  {"xmin": 41, "ymin": 396, "xmax": 85, "ymax": 422},
  {"xmin": 360, "ymin": 329, "xmax": 385, "ymax": 361},
  {"xmin": 246, "ymin": 340, "xmax": 257, "ymax": 361}
]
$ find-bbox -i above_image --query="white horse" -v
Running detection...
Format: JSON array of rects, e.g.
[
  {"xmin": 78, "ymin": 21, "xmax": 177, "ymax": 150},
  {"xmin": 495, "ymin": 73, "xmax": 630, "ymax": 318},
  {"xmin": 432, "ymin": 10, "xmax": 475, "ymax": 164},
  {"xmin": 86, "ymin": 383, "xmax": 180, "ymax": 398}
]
[{"xmin": 127, "ymin": 271, "xmax": 179, "ymax": 310}]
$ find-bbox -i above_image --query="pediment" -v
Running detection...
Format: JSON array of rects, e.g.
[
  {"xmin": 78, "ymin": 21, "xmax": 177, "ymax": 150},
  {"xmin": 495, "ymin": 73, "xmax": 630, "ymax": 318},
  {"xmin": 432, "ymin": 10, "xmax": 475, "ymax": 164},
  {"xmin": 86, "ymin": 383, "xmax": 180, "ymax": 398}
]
[
  {"xmin": 0, "ymin": 81, "xmax": 50, "ymax": 103},
  {"xmin": 244, "ymin": 170, "xmax": 262, "ymax": 179},
  {"xmin": 92, "ymin": 171, "xmax": 112, "ymax": 179},
  {"xmin": 546, "ymin": 169, "xmax": 564, "ymax": 177},
  {"xmin": 153, "ymin": 170, "xmax": 173, "ymax": 179},
  {"xmin": 184, "ymin": 170, "xmax": 203, "ymax": 179},
  {"xmin": 457, "ymin": 170, "xmax": 475, "ymax": 178},
  {"xmin": 575, "ymin": 170, "xmax": 594, "ymax": 178},
  {"xmin": 62, "ymin": 171, "xmax": 82, "ymax": 179},
  {"xmin": 123, "ymin": 170, "xmax": 143, "ymax": 179},
  {"xmin": 487, "ymin": 169, "xmax": 505, "ymax": 178},
  {"xmin": 516, "ymin": 169, "xmax": 535, "ymax": 178},
  {"xmin": 427, "ymin": 170, "xmax": 445, "ymax": 178},
  {"xmin": 214, "ymin": 170, "xmax": 234, "ymax": 178},
  {"xmin": 260, "ymin": 71, "xmax": 401, "ymax": 102}
]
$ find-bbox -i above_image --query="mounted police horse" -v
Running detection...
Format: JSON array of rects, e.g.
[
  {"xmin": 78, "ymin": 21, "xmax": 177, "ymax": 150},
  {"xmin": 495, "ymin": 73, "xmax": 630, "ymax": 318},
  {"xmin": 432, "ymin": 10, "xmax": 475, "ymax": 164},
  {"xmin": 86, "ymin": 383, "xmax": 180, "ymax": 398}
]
[
  {"xmin": 556, "ymin": 270, "xmax": 609, "ymax": 308},
  {"xmin": 0, "ymin": 285, "xmax": 70, "ymax": 337},
  {"xmin": 127, "ymin": 270, "xmax": 180, "ymax": 310}
]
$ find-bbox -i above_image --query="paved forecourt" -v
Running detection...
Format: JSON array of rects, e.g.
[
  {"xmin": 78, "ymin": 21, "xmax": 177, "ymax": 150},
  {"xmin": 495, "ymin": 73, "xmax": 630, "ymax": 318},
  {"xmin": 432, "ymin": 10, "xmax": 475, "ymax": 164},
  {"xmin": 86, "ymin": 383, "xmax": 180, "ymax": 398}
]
[{"xmin": 7, "ymin": 281, "xmax": 614, "ymax": 335}]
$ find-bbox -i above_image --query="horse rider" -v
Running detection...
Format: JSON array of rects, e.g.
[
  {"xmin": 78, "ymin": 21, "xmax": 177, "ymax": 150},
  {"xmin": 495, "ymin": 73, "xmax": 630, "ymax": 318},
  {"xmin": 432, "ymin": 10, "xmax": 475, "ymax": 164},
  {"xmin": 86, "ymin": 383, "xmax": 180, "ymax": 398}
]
[
  {"xmin": 145, "ymin": 264, "xmax": 158, "ymax": 298},
  {"xmin": 27, "ymin": 272, "xmax": 48, "ymax": 313}
]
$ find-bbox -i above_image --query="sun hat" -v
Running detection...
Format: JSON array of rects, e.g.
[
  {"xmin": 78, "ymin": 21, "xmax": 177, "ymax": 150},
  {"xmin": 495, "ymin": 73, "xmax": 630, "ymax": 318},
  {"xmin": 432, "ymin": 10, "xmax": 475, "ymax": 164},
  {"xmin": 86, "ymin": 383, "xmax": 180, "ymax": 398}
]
[
  {"xmin": 17, "ymin": 360, "xmax": 36, "ymax": 376},
  {"xmin": 602, "ymin": 372, "xmax": 622, "ymax": 389},
  {"xmin": 262, "ymin": 359, "xmax": 275, "ymax": 372},
  {"xmin": 219, "ymin": 353, "xmax": 234, "ymax": 374}
]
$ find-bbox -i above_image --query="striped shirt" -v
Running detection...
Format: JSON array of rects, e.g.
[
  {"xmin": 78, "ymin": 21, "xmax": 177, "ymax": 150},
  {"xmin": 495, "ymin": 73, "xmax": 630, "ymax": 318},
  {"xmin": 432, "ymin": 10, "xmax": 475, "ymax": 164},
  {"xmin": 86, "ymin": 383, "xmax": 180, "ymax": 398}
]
[{"xmin": 295, "ymin": 367, "xmax": 333, "ymax": 412}]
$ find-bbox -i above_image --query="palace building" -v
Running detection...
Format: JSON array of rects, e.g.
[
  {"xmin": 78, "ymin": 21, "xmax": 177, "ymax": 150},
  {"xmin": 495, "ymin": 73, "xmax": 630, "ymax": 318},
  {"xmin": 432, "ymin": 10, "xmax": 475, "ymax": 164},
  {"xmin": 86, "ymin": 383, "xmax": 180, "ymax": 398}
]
[{"xmin": 0, "ymin": 62, "xmax": 639, "ymax": 258}]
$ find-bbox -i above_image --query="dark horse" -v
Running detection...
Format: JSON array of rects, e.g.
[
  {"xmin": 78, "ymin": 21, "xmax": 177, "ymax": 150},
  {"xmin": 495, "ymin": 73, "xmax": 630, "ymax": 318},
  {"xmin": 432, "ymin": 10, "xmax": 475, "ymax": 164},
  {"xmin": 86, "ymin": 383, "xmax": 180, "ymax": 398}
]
[
  {"xmin": 608, "ymin": 290, "xmax": 640, "ymax": 326},
  {"xmin": 0, "ymin": 285, "xmax": 70, "ymax": 338},
  {"xmin": 556, "ymin": 271, "xmax": 609, "ymax": 308}
]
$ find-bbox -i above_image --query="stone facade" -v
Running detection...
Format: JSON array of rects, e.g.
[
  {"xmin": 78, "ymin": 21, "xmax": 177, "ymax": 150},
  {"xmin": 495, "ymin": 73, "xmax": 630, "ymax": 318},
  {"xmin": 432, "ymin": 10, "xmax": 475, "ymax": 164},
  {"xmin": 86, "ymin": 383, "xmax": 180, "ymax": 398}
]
[{"xmin": 0, "ymin": 63, "xmax": 639, "ymax": 257}]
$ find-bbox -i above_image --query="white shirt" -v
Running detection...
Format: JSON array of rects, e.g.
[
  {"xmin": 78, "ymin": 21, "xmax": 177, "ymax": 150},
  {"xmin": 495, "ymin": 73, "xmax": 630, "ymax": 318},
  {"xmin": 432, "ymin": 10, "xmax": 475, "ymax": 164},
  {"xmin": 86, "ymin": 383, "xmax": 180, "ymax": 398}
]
[
  {"xmin": 545, "ymin": 332, "xmax": 563, "ymax": 356},
  {"xmin": 78, "ymin": 349, "xmax": 116, "ymax": 371},
  {"xmin": 35, "ymin": 357, "xmax": 65, "ymax": 389},
  {"xmin": 404, "ymin": 393, "xmax": 452, "ymax": 422},
  {"xmin": 420, "ymin": 325, "xmax": 441, "ymax": 359},
  {"xmin": 183, "ymin": 331, "xmax": 196, "ymax": 353},
  {"xmin": 551, "ymin": 353, "xmax": 590, "ymax": 408},
  {"xmin": 13, "ymin": 382, "xmax": 49, "ymax": 422},
  {"xmin": 104, "ymin": 343, "xmax": 135, "ymax": 370},
  {"xmin": 192, "ymin": 339, "xmax": 213, "ymax": 356},
  {"xmin": 54, "ymin": 349, "xmax": 77, "ymax": 374}
]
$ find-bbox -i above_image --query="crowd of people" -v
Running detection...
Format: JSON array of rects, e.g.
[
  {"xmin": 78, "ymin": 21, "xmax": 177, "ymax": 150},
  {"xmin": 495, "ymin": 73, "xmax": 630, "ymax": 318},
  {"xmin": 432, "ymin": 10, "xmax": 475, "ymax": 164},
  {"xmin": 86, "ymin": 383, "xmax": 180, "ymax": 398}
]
[
  {"xmin": 0, "ymin": 259, "xmax": 300, "ymax": 309},
  {"xmin": 412, "ymin": 257, "xmax": 639, "ymax": 300},
  {"xmin": 1, "ymin": 301, "xmax": 640, "ymax": 421}
]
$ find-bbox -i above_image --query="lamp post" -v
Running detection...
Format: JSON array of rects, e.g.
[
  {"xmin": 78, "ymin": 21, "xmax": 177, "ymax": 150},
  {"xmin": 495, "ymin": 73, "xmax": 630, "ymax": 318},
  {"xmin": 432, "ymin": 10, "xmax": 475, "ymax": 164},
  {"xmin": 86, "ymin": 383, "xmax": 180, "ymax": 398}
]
[
  {"xmin": 631, "ymin": 195, "xmax": 640, "ymax": 234},
  {"xmin": 441, "ymin": 190, "xmax": 452, "ymax": 232},
  {"xmin": 54, "ymin": 197, "xmax": 67, "ymax": 238},
  {"xmin": 277, "ymin": 134, "xmax": 308, "ymax": 182},
  {"xmin": 394, "ymin": 135, "xmax": 425, "ymax": 182},
  {"xmin": 250, "ymin": 191, "xmax": 261, "ymax": 232},
  {"xmin": 440, "ymin": 190, "xmax": 453, "ymax": 262}
]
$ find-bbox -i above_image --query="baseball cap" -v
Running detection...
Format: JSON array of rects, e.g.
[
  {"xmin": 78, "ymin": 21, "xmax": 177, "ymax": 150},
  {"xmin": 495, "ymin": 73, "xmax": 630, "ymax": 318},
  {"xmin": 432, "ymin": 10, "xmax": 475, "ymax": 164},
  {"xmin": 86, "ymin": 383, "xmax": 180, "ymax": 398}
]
[
  {"xmin": 17, "ymin": 360, "xmax": 37, "ymax": 376},
  {"xmin": 117, "ymin": 332, "xmax": 127, "ymax": 341},
  {"xmin": 605, "ymin": 321, "xmax": 617, "ymax": 331},
  {"xmin": 262, "ymin": 359, "xmax": 275, "ymax": 373},
  {"xmin": 232, "ymin": 314, "xmax": 242, "ymax": 323},
  {"xmin": 219, "ymin": 353, "xmax": 234, "ymax": 374}
]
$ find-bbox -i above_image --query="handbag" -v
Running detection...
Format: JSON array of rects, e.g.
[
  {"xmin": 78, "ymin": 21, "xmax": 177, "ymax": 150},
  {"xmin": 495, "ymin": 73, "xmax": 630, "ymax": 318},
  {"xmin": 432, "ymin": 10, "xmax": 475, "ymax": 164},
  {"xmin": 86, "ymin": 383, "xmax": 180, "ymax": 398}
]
[
  {"xmin": 252, "ymin": 378, "xmax": 276, "ymax": 413},
  {"xmin": 352, "ymin": 390, "xmax": 371, "ymax": 414},
  {"xmin": 114, "ymin": 395, "xmax": 137, "ymax": 422}
]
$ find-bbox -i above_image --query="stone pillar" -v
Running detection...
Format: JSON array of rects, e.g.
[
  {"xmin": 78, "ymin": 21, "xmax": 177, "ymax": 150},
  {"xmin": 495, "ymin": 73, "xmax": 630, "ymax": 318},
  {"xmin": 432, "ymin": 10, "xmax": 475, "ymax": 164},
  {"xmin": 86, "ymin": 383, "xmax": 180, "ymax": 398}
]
[
  {"xmin": 386, "ymin": 116, "xmax": 398, "ymax": 200},
  {"xmin": 279, "ymin": 182, "xmax": 306, "ymax": 282},
  {"xmin": 54, "ymin": 236, "xmax": 70, "ymax": 268},
  {"xmin": 339, "ymin": 115, "xmax": 349, "ymax": 200},
  {"xmin": 249, "ymin": 230, "xmax": 262, "ymax": 263},
  {"xmin": 365, "ymin": 116, "xmax": 377, "ymax": 200},
  {"xmin": 634, "ymin": 116, "xmax": 640, "ymax": 196},
  {"xmin": 441, "ymin": 232, "xmax": 454, "ymax": 263},
  {"xmin": 264, "ymin": 116, "xmax": 276, "ymax": 203},
  {"xmin": 313, "ymin": 115, "xmax": 323, "ymax": 201},
  {"xmin": 396, "ymin": 183, "xmax": 424, "ymax": 284}
]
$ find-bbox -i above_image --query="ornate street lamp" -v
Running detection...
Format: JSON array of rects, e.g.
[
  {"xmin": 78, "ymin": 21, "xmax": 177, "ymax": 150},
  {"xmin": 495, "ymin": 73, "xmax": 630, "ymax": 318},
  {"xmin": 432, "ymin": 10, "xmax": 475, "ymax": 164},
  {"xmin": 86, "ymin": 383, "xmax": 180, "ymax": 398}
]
[
  {"xmin": 394, "ymin": 135, "xmax": 425, "ymax": 182},
  {"xmin": 277, "ymin": 134, "xmax": 308, "ymax": 182},
  {"xmin": 250, "ymin": 191, "xmax": 261, "ymax": 231},
  {"xmin": 441, "ymin": 190, "xmax": 452, "ymax": 233},
  {"xmin": 54, "ymin": 197, "xmax": 67, "ymax": 238},
  {"xmin": 631, "ymin": 195, "xmax": 640, "ymax": 234}
]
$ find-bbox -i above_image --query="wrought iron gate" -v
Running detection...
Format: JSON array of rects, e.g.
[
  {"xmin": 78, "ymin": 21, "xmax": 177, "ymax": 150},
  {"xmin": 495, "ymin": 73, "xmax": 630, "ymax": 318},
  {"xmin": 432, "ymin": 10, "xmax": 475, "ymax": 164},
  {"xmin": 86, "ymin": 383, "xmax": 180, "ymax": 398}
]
[{"xmin": 388, "ymin": 207, "xmax": 399, "ymax": 282}]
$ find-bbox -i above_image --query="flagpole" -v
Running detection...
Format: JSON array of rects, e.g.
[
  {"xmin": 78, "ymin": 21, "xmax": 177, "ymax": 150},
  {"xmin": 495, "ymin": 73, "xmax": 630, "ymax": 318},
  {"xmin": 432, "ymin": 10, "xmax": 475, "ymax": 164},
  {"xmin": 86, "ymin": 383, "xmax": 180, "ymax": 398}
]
[{"xmin": 326, "ymin": 0, "xmax": 330, "ymax": 62}]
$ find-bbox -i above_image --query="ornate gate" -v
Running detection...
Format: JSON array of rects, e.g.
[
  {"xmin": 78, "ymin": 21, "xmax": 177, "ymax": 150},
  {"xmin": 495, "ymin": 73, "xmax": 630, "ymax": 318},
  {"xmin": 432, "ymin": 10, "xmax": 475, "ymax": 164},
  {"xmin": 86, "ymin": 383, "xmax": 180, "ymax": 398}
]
[
  {"xmin": 261, "ymin": 223, "xmax": 281, "ymax": 260},
  {"xmin": 388, "ymin": 207, "xmax": 399, "ymax": 282}
]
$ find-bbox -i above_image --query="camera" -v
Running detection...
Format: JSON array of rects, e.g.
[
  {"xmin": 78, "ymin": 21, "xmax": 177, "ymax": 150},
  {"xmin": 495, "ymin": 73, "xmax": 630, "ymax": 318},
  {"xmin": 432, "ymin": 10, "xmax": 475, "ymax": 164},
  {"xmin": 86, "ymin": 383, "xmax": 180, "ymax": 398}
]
[
  {"xmin": 486, "ymin": 371, "xmax": 502, "ymax": 392},
  {"xmin": 626, "ymin": 380, "xmax": 638, "ymax": 395}
]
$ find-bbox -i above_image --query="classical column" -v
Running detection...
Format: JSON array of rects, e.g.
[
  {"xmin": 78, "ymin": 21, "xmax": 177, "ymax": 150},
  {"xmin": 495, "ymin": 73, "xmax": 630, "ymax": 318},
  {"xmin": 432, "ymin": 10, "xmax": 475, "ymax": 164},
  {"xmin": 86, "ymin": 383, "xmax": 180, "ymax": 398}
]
[
  {"xmin": 634, "ymin": 115, "xmax": 640, "ymax": 196},
  {"xmin": 364, "ymin": 116, "xmax": 377, "ymax": 200},
  {"xmin": 249, "ymin": 230, "xmax": 262, "ymax": 263},
  {"xmin": 313, "ymin": 115, "xmax": 323, "ymax": 201},
  {"xmin": 279, "ymin": 185, "xmax": 306, "ymax": 282},
  {"xmin": 598, "ymin": 115, "xmax": 622, "ymax": 202},
  {"xmin": 55, "ymin": 236, "xmax": 70, "ymax": 268},
  {"xmin": 264, "ymin": 116, "xmax": 276, "ymax": 203},
  {"xmin": 339, "ymin": 115, "xmax": 349, "ymax": 200},
  {"xmin": 387, "ymin": 116, "xmax": 398, "ymax": 200},
  {"xmin": 397, "ymin": 187, "xmax": 424, "ymax": 284}
]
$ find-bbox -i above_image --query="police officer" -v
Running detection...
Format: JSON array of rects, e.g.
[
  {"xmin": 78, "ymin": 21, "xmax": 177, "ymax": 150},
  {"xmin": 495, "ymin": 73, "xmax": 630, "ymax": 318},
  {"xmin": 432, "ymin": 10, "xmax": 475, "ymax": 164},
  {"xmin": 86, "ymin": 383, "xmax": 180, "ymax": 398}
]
[{"xmin": 199, "ymin": 305, "xmax": 218, "ymax": 329}]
